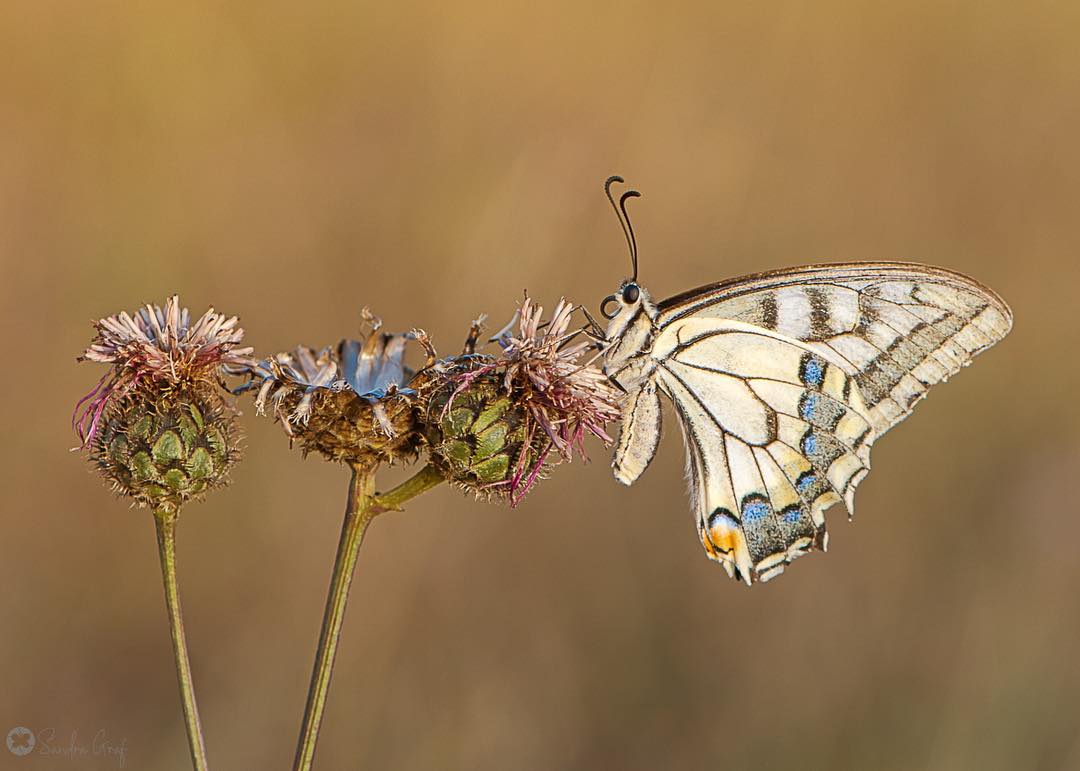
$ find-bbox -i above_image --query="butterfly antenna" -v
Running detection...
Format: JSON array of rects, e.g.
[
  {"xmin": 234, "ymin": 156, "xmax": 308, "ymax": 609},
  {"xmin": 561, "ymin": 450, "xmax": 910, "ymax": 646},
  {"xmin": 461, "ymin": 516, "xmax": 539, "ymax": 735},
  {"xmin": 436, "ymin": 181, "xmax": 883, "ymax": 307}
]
[
  {"xmin": 619, "ymin": 189, "xmax": 642, "ymax": 281},
  {"xmin": 605, "ymin": 175, "xmax": 638, "ymax": 281}
]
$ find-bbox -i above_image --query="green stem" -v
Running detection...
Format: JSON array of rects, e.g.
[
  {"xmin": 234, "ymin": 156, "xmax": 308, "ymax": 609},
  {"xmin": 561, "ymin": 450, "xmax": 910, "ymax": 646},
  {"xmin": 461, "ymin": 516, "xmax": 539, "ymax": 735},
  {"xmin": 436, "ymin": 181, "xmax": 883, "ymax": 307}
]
[
  {"xmin": 154, "ymin": 507, "xmax": 210, "ymax": 771},
  {"xmin": 292, "ymin": 463, "xmax": 444, "ymax": 771},
  {"xmin": 371, "ymin": 463, "xmax": 446, "ymax": 513}
]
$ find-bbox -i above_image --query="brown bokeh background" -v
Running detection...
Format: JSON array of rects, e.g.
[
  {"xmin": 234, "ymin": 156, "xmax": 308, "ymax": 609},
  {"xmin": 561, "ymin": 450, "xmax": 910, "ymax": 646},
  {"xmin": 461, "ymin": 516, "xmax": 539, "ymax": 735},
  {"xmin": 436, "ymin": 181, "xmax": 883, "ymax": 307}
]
[{"xmin": 3, "ymin": 2, "xmax": 1079, "ymax": 769}]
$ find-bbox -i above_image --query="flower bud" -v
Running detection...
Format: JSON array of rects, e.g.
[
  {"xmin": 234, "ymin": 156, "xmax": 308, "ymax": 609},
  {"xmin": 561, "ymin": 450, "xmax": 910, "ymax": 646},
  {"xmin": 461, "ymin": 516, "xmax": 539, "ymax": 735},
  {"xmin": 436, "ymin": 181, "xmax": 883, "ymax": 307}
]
[
  {"xmin": 93, "ymin": 385, "xmax": 239, "ymax": 508},
  {"xmin": 417, "ymin": 296, "xmax": 622, "ymax": 506},
  {"xmin": 419, "ymin": 357, "xmax": 548, "ymax": 500},
  {"xmin": 74, "ymin": 296, "xmax": 252, "ymax": 510}
]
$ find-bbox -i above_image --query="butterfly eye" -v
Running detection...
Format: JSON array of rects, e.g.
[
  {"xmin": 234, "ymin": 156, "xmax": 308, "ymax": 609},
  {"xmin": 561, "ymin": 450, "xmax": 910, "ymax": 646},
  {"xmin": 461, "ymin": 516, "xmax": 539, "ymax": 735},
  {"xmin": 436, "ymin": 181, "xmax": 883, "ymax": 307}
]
[
  {"xmin": 601, "ymin": 294, "xmax": 619, "ymax": 320},
  {"xmin": 622, "ymin": 284, "xmax": 640, "ymax": 304}
]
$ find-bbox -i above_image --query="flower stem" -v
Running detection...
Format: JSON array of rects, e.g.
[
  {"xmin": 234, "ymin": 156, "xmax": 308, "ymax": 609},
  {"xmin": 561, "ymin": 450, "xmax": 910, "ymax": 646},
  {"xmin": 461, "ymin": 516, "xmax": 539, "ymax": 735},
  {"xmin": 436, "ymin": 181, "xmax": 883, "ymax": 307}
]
[
  {"xmin": 371, "ymin": 462, "xmax": 446, "ymax": 513},
  {"xmin": 153, "ymin": 507, "xmax": 210, "ymax": 771},
  {"xmin": 292, "ymin": 463, "xmax": 444, "ymax": 771},
  {"xmin": 293, "ymin": 464, "xmax": 373, "ymax": 771}
]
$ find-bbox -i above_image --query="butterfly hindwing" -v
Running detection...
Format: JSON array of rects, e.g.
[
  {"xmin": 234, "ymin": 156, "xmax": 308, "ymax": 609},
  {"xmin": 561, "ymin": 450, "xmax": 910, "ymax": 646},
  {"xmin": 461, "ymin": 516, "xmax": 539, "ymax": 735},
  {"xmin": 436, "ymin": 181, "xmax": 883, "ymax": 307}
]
[{"xmin": 645, "ymin": 318, "xmax": 876, "ymax": 583}]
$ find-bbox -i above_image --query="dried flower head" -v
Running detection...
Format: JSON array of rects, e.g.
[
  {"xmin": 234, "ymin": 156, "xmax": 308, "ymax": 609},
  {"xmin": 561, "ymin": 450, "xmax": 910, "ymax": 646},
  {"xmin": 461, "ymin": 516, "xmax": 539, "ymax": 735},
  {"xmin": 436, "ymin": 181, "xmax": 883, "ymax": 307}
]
[
  {"xmin": 74, "ymin": 296, "xmax": 254, "ymax": 447},
  {"xmin": 489, "ymin": 296, "xmax": 620, "ymax": 459},
  {"xmin": 419, "ymin": 296, "xmax": 621, "ymax": 505},
  {"xmin": 74, "ymin": 296, "xmax": 250, "ymax": 509},
  {"xmin": 231, "ymin": 311, "xmax": 428, "ymax": 467}
]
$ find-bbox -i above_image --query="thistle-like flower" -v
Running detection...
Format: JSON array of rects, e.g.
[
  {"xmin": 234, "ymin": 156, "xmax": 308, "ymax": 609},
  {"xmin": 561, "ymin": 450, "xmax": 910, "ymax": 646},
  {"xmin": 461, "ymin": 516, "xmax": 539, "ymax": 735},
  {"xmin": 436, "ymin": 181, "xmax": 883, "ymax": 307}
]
[
  {"xmin": 74, "ymin": 296, "xmax": 252, "ymax": 509},
  {"xmin": 419, "ymin": 296, "xmax": 621, "ymax": 505},
  {"xmin": 229, "ymin": 312, "xmax": 448, "ymax": 770},
  {"xmin": 231, "ymin": 311, "xmax": 428, "ymax": 468},
  {"xmin": 72, "ymin": 295, "xmax": 253, "ymax": 768}
]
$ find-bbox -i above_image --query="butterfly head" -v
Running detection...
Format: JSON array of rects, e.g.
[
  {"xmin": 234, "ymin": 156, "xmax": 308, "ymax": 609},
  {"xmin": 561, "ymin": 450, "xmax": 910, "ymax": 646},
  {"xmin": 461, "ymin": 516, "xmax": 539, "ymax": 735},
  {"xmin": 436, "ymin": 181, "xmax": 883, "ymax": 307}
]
[
  {"xmin": 598, "ymin": 176, "xmax": 658, "ymax": 336},
  {"xmin": 597, "ymin": 279, "xmax": 658, "ymax": 379},
  {"xmin": 601, "ymin": 279, "xmax": 654, "ymax": 324}
]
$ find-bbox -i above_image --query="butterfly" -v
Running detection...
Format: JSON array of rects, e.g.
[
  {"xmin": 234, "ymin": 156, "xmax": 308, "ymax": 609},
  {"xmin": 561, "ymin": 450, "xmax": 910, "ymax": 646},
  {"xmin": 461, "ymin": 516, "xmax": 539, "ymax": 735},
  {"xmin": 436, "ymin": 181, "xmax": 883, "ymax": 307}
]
[{"xmin": 592, "ymin": 176, "xmax": 1013, "ymax": 585}]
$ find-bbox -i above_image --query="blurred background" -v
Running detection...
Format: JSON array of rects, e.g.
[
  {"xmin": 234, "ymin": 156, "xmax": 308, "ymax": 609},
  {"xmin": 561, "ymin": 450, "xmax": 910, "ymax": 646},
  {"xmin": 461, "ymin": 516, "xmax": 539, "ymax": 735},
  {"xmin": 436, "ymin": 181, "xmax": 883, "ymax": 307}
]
[{"xmin": 2, "ymin": 1, "xmax": 1078, "ymax": 769}]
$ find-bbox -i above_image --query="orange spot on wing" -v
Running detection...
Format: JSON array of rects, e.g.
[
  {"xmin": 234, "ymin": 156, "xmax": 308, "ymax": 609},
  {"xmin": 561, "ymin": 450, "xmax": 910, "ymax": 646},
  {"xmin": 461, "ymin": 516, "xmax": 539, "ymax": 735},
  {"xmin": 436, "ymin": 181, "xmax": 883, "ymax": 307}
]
[{"xmin": 707, "ymin": 521, "xmax": 743, "ymax": 555}]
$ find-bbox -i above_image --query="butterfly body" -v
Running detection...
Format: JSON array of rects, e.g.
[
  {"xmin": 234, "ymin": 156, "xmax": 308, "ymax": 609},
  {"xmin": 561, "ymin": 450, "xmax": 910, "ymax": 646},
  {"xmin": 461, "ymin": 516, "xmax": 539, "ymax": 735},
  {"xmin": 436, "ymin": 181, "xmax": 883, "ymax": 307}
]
[{"xmin": 600, "ymin": 260, "xmax": 1012, "ymax": 585}]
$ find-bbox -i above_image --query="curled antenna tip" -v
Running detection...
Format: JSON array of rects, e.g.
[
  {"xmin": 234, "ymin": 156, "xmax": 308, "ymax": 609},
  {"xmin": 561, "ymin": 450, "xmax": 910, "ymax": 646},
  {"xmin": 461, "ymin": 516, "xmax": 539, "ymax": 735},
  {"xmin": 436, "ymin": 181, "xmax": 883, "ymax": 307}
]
[
  {"xmin": 604, "ymin": 175, "xmax": 640, "ymax": 280},
  {"xmin": 617, "ymin": 189, "xmax": 642, "ymax": 281},
  {"xmin": 604, "ymin": 175, "xmax": 625, "ymax": 192}
]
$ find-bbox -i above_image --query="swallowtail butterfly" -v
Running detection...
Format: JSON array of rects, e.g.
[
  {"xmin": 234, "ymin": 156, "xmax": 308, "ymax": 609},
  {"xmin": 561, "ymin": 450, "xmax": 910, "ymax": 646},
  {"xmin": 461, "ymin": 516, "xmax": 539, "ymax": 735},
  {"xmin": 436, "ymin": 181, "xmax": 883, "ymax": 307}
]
[{"xmin": 595, "ymin": 177, "xmax": 1012, "ymax": 585}]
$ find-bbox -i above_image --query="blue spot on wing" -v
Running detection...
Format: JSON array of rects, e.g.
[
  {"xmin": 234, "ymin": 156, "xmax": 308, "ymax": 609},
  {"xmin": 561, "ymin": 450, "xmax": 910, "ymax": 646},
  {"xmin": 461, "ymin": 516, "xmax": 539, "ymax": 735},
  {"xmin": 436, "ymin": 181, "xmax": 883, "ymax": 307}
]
[
  {"xmin": 801, "ymin": 354, "xmax": 825, "ymax": 387},
  {"xmin": 796, "ymin": 472, "xmax": 816, "ymax": 494},
  {"xmin": 708, "ymin": 508, "xmax": 736, "ymax": 529},
  {"xmin": 802, "ymin": 432, "xmax": 818, "ymax": 455},
  {"xmin": 800, "ymin": 392, "xmax": 818, "ymax": 421},
  {"xmin": 742, "ymin": 500, "xmax": 770, "ymax": 522},
  {"xmin": 781, "ymin": 506, "xmax": 802, "ymax": 524}
]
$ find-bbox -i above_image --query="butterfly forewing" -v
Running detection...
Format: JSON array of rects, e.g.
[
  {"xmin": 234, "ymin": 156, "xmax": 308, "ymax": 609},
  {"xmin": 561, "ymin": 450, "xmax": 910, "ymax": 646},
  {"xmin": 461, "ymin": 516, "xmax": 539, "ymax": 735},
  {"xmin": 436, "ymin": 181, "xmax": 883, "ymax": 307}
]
[{"xmin": 657, "ymin": 262, "xmax": 1013, "ymax": 436}]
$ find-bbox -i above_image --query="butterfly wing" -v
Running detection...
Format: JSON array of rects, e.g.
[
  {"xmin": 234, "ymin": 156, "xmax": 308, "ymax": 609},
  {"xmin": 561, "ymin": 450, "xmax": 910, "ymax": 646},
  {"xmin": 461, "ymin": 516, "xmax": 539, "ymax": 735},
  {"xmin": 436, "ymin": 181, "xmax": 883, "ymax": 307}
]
[
  {"xmin": 644, "ymin": 317, "xmax": 876, "ymax": 584},
  {"xmin": 657, "ymin": 262, "xmax": 1013, "ymax": 436},
  {"xmin": 608, "ymin": 261, "xmax": 1010, "ymax": 584}
]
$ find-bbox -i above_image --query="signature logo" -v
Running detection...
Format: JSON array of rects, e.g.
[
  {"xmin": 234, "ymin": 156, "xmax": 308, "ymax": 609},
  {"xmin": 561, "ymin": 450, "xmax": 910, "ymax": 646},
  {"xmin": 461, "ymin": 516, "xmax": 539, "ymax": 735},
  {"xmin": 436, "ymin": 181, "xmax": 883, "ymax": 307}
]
[
  {"xmin": 6, "ymin": 725, "xmax": 128, "ymax": 767},
  {"xmin": 6, "ymin": 726, "xmax": 35, "ymax": 757}
]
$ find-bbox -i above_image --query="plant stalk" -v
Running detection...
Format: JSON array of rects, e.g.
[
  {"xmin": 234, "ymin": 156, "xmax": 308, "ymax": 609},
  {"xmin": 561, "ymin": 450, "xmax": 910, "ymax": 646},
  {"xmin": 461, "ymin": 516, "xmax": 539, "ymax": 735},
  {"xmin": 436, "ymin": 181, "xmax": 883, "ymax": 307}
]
[
  {"xmin": 371, "ymin": 462, "xmax": 446, "ymax": 513},
  {"xmin": 154, "ymin": 507, "xmax": 210, "ymax": 771},
  {"xmin": 292, "ymin": 463, "xmax": 444, "ymax": 771}
]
